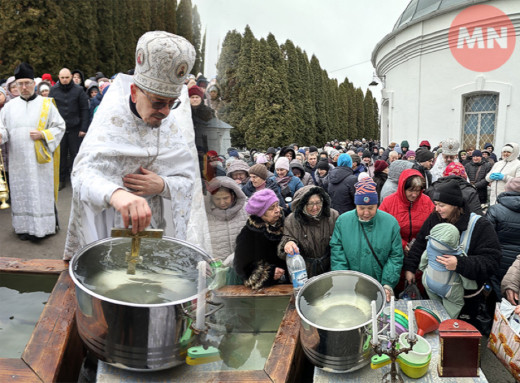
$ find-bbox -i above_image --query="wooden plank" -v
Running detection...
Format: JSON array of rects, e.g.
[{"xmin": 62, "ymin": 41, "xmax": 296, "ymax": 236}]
[
  {"xmin": 0, "ymin": 258, "xmax": 68, "ymax": 274},
  {"xmin": 264, "ymin": 297, "xmax": 303, "ymax": 383},
  {"xmin": 0, "ymin": 359, "xmax": 41, "ymax": 382},
  {"xmin": 215, "ymin": 284, "xmax": 294, "ymax": 297},
  {"xmin": 22, "ymin": 271, "xmax": 82, "ymax": 383}
]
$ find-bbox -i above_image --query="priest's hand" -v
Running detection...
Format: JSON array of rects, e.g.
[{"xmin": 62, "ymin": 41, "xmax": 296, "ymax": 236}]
[
  {"xmin": 122, "ymin": 166, "xmax": 165, "ymax": 197},
  {"xmin": 110, "ymin": 189, "xmax": 152, "ymax": 234},
  {"xmin": 79, "ymin": 131, "xmax": 86, "ymax": 138},
  {"xmin": 29, "ymin": 130, "xmax": 43, "ymax": 141}
]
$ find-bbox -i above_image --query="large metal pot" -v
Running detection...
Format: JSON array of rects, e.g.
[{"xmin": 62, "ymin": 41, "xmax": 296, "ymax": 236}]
[
  {"xmin": 296, "ymin": 270, "xmax": 385, "ymax": 373},
  {"xmin": 69, "ymin": 236, "xmax": 214, "ymax": 371}
]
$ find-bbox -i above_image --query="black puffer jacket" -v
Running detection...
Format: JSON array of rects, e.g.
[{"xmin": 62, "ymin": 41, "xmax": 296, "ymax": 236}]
[
  {"xmin": 425, "ymin": 175, "xmax": 483, "ymax": 215},
  {"xmin": 464, "ymin": 160, "xmax": 492, "ymax": 204},
  {"xmin": 404, "ymin": 207, "xmax": 501, "ymax": 288},
  {"xmin": 486, "ymin": 192, "xmax": 520, "ymax": 281},
  {"xmin": 49, "ymin": 82, "xmax": 90, "ymax": 132},
  {"xmin": 327, "ymin": 166, "xmax": 357, "ymax": 214}
]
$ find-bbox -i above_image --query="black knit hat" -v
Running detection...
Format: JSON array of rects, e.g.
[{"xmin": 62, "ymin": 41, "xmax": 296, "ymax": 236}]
[
  {"xmin": 309, "ymin": 146, "xmax": 318, "ymax": 153},
  {"xmin": 14, "ymin": 62, "xmax": 34, "ymax": 80},
  {"xmin": 317, "ymin": 159, "xmax": 330, "ymax": 171},
  {"xmin": 432, "ymin": 180, "xmax": 464, "ymax": 207},
  {"xmin": 362, "ymin": 150, "xmax": 371, "ymax": 159},
  {"xmin": 415, "ymin": 148, "xmax": 434, "ymax": 163}
]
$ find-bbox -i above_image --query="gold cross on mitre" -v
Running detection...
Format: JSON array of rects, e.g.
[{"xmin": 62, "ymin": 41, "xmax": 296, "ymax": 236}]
[{"xmin": 111, "ymin": 228, "xmax": 164, "ymax": 275}]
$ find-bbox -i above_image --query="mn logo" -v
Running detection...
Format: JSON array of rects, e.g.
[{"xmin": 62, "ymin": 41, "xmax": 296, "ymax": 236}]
[{"xmin": 449, "ymin": 4, "xmax": 515, "ymax": 72}]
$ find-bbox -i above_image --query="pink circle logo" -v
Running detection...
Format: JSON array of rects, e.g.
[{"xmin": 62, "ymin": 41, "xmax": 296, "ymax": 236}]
[{"xmin": 449, "ymin": 4, "xmax": 515, "ymax": 72}]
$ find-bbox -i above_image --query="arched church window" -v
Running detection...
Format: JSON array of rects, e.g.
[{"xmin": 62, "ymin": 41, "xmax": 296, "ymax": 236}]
[{"xmin": 462, "ymin": 93, "xmax": 498, "ymax": 151}]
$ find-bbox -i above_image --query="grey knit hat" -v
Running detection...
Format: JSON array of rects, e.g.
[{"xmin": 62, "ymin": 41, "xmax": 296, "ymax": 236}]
[{"xmin": 134, "ymin": 31, "xmax": 196, "ymax": 98}]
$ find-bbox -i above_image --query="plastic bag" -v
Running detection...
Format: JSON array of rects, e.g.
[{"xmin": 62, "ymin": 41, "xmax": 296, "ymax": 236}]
[{"xmin": 399, "ymin": 281, "xmax": 423, "ymax": 300}]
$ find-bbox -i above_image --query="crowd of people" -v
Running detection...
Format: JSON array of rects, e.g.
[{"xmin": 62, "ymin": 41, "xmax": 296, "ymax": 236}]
[
  {"xmin": 2, "ymin": 30, "xmax": 520, "ymax": 338},
  {"xmin": 204, "ymin": 137, "xmax": 520, "ymax": 335}
]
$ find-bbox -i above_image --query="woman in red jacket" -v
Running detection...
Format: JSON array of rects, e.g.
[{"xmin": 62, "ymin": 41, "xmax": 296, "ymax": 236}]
[{"xmin": 379, "ymin": 168, "xmax": 435, "ymax": 294}]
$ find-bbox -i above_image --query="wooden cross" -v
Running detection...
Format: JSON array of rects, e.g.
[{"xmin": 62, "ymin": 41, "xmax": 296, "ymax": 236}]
[{"xmin": 111, "ymin": 228, "xmax": 164, "ymax": 275}]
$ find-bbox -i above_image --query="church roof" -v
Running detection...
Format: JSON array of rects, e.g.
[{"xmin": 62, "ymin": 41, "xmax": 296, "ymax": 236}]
[{"xmin": 393, "ymin": 0, "xmax": 489, "ymax": 32}]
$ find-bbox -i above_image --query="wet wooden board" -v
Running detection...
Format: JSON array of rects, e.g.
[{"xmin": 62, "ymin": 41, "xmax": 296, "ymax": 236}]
[
  {"xmin": 0, "ymin": 359, "xmax": 41, "ymax": 383},
  {"xmin": 265, "ymin": 298, "xmax": 303, "ymax": 383},
  {"xmin": 22, "ymin": 270, "xmax": 83, "ymax": 383},
  {"xmin": 0, "ymin": 257, "xmax": 68, "ymax": 274},
  {"xmin": 214, "ymin": 284, "xmax": 294, "ymax": 297}
]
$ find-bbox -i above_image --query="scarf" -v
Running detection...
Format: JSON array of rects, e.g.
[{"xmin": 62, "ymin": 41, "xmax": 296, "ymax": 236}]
[{"xmin": 276, "ymin": 175, "xmax": 291, "ymax": 190}]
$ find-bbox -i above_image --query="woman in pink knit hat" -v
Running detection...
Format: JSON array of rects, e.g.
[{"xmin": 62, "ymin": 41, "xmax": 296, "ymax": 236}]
[{"xmin": 233, "ymin": 189, "xmax": 289, "ymax": 290}]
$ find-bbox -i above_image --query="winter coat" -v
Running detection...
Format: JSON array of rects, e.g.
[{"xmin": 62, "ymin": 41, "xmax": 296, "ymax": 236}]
[
  {"xmin": 425, "ymin": 176, "xmax": 483, "ymax": 215},
  {"xmin": 327, "ymin": 166, "xmax": 357, "ymax": 214},
  {"xmin": 373, "ymin": 171, "xmax": 388, "ymax": 203},
  {"xmin": 379, "ymin": 169, "xmax": 434, "ymax": 249},
  {"xmin": 330, "ymin": 209, "xmax": 404, "ymax": 288},
  {"xmin": 205, "ymin": 177, "xmax": 249, "ymax": 262},
  {"xmin": 403, "ymin": 207, "xmax": 501, "ymax": 288},
  {"xmin": 380, "ymin": 160, "xmax": 414, "ymax": 201},
  {"xmin": 278, "ymin": 186, "xmax": 339, "ymax": 278},
  {"xmin": 464, "ymin": 160, "xmax": 492, "ymax": 204},
  {"xmin": 485, "ymin": 143, "xmax": 520, "ymax": 205},
  {"xmin": 49, "ymin": 81, "xmax": 90, "ymax": 132},
  {"xmin": 412, "ymin": 161, "xmax": 433, "ymax": 189},
  {"xmin": 268, "ymin": 171, "xmax": 303, "ymax": 199},
  {"xmin": 316, "ymin": 172, "xmax": 330, "ymax": 191},
  {"xmin": 486, "ymin": 191, "xmax": 520, "ymax": 282},
  {"xmin": 501, "ymin": 255, "xmax": 520, "ymax": 297},
  {"xmin": 291, "ymin": 160, "xmax": 314, "ymax": 186},
  {"xmin": 242, "ymin": 177, "xmax": 287, "ymax": 209},
  {"xmin": 304, "ymin": 161, "xmax": 317, "ymax": 184},
  {"xmin": 234, "ymin": 215, "xmax": 288, "ymax": 290}
]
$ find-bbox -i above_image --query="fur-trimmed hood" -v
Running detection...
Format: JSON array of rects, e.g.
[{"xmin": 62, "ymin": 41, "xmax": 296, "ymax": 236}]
[
  {"xmin": 291, "ymin": 185, "xmax": 331, "ymax": 223},
  {"xmin": 205, "ymin": 176, "xmax": 247, "ymax": 221}
]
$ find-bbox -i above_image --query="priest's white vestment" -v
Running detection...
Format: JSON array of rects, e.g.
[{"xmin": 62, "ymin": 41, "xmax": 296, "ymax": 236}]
[
  {"xmin": 63, "ymin": 75, "xmax": 196, "ymax": 260},
  {"xmin": 0, "ymin": 95, "xmax": 65, "ymax": 237}
]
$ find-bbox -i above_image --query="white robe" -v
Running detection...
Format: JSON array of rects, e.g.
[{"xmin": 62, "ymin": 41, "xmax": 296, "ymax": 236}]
[
  {"xmin": 0, "ymin": 95, "xmax": 65, "ymax": 237},
  {"xmin": 63, "ymin": 75, "xmax": 199, "ymax": 260}
]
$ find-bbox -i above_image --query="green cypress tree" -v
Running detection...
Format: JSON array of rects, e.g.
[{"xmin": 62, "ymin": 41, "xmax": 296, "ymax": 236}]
[
  {"xmin": 337, "ymin": 80, "xmax": 350, "ymax": 140},
  {"xmin": 216, "ymin": 30, "xmax": 242, "ymax": 127},
  {"xmin": 95, "ymin": 0, "xmax": 117, "ymax": 76},
  {"xmin": 191, "ymin": 5, "xmax": 202, "ymax": 75},
  {"xmin": 244, "ymin": 34, "xmax": 297, "ymax": 148},
  {"xmin": 364, "ymin": 89, "xmax": 375, "ymax": 139},
  {"xmin": 281, "ymin": 40, "xmax": 306, "ymax": 144},
  {"xmin": 151, "ymin": 0, "xmax": 166, "ymax": 31},
  {"xmin": 297, "ymin": 49, "xmax": 317, "ymax": 144},
  {"xmin": 200, "ymin": 28, "xmax": 206, "ymax": 75},
  {"xmin": 327, "ymin": 76, "xmax": 340, "ymax": 141},
  {"xmin": 346, "ymin": 83, "xmax": 357, "ymax": 140},
  {"xmin": 355, "ymin": 88, "xmax": 365, "ymax": 139},
  {"xmin": 372, "ymin": 98, "xmax": 380, "ymax": 140},
  {"xmin": 310, "ymin": 55, "xmax": 329, "ymax": 144},
  {"xmin": 0, "ymin": 0, "xmax": 65, "ymax": 78},
  {"xmin": 164, "ymin": 0, "xmax": 178, "ymax": 34},
  {"xmin": 176, "ymin": 0, "xmax": 193, "ymax": 43},
  {"xmin": 134, "ymin": 0, "xmax": 152, "ymax": 41},
  {"xmin": 228, "ymin": 26, "xmax": 256, "ymax": 147}
]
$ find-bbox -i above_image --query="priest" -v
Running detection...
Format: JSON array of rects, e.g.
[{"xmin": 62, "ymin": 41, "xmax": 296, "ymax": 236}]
[
  {"xmin": 0, "ymin": 62, "xmax": 65, "ymax": 241},
  {"xmin": 63, "ymin": 31, "xmax": 198, "ymax": 259}
]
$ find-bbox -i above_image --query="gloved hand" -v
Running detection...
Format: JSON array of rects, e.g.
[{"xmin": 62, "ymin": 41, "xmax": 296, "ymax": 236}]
[{"xmin": 490, "ymin": 172, "xmax": 505, "ymax": 181}]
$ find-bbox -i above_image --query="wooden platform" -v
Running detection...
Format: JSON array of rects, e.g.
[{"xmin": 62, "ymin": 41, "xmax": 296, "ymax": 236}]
[{"xmin": 0, "ymin": 258, "xmax": 84, "ymax": 383}]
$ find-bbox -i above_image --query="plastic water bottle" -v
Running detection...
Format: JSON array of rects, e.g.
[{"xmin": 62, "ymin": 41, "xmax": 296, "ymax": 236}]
[{"xmin": 286, "ymin": 253, "xmax": 308, "ymax": 294}]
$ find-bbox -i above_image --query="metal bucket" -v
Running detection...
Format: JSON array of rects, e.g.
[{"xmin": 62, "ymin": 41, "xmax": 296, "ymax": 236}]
[
  {"xmin": 296, "ymin": 270, "xmax": 385, "ymax": 373},
  {"xmin": 69, "ymin": 236, "xmax": 214, "ymax": 371}
]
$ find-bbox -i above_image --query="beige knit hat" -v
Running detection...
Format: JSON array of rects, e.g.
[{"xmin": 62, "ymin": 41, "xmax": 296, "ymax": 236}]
[
  {"xmin": 134, "ymin": 31, "xmax": 195, "ymax": 98},
  {"xmin": 505, "ymin": 177, "xmax": 520, "ymax": 192}
]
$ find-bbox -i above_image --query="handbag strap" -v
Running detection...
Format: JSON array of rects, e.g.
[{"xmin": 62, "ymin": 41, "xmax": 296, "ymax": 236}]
[{"xmin": 359, "ymin": 222, "xmax": 384, "ymax": 270}]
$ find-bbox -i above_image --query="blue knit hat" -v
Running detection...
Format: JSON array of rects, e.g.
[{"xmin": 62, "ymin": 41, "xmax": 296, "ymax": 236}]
[{"xmin": 354, "ymin": 177, "xmax": 378, "ymax": 205}]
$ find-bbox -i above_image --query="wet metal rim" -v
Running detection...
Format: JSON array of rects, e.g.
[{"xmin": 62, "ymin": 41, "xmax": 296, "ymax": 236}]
[
  {"xmin": 69, "ymin": 235, "xmax": 211, "ymax": 309},
  {"xmin": 295, "ymin": 270, "xmax": 386, "ymax": 332}
]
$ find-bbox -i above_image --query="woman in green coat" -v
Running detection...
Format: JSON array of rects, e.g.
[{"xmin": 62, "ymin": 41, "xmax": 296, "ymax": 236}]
[{"xmin": 330, "ymin": 177, "xmax": 404, "ymax": 301}]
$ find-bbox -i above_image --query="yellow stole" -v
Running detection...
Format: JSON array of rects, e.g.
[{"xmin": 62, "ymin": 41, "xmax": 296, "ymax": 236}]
[{"xmin": 34, "ymin": 97, "xmax": 60, "ymax": 201}]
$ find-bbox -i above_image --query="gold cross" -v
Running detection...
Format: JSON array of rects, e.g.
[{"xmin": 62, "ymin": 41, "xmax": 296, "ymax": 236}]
[{"xmin": 111, "ymin": 228, "xmax": 164, "ymax": 274}]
